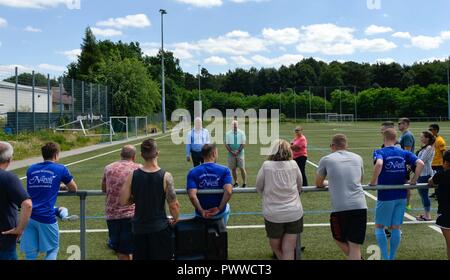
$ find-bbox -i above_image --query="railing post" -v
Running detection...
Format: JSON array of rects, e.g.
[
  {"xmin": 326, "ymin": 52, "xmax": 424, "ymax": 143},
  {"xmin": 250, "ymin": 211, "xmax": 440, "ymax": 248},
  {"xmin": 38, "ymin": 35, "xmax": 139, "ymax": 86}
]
[{"xmin": 79, "ymin": 191, "xmax": 87, "ymax": 260}]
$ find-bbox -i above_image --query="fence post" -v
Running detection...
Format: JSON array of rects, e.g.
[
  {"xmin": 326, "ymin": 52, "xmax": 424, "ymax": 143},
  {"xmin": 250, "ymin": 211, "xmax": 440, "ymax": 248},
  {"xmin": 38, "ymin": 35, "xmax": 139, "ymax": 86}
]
[
  {"xmin": 79, "ymin": 192, "xmax": 87, "ymax": 260},
  {"xmin": 105, "ymin": 86, "xmax": 108, "ymax": 119},
  {"xmin": 15, "ymin": 67, "xmax": 18, "ymax": 135},
  {"xmin": 81, "ymin": 81, "xmax": 85, "ymax": 114},
  {"xmin": 90, "ymin": 83, "xmax": 93, "ymax": 116},
  {"xmin": 59, "ymin": 77, "xmax": 63, "ymax": 117},
  {"xmin": 47, "ymin": 74, "xmax": 51, "ymax": 128},
  {"xmin": 97, "ymin": 84, "xmax": 100, "ymax": 115},
  {"xmin": 72, "ymin": 79, "xmax": 75, "ymax": 121},
  {"xmin": 32, "ymin": 71, "xmax": 35, "ymax": 132}
]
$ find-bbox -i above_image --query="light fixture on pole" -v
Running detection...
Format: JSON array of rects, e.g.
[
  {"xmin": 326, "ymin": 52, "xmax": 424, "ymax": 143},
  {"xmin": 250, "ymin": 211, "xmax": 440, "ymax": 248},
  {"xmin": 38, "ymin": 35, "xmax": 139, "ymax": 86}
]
[{"xmin": 159, "ymin": 9, "xmax": 167, "ymax": 133}]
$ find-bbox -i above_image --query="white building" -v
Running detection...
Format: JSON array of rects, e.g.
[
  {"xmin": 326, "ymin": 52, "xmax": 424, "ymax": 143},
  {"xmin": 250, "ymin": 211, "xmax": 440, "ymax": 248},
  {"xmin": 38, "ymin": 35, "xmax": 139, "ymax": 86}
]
[{"xmin": 0, "ymin": 81, "xmax": 51, "ymax": 114}]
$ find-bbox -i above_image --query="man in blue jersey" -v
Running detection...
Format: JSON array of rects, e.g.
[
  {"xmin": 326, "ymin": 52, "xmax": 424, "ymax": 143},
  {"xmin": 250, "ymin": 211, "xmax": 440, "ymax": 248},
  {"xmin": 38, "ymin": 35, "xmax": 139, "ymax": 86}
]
[
  {"xmin": 20, "ymin": 142, "xmax": 78, "ymax": 260},
  {"xmin": 370, "ymin": 128, "xmax": 424, "ymax": 260},
  {"xmin": 186, "ymin": 117, "xmax": 211, "ymax": 167},
  {"xmin": 187, "ymin": 144, "xmax": 233, "ymax": 225}
]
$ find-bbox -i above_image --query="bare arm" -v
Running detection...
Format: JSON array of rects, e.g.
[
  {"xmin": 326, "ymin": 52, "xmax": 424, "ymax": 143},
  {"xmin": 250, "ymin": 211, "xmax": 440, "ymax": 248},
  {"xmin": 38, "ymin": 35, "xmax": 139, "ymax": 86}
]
[
  {"xmin": 2, "ymin": 199, "xmax": 32, "ymax": 240},
  {"xmin": 410, "ymin": 159, "xmax": 425, "ymax": 184},
  {"xmin": 188, "ymin": 189, "xmax": 206, "ymax": 218},
  {"xmin": 65, "ymin": 180, "xmax": 78, "ymax": 193},
  {"xmin": 315, "ymin": 174, "xmax": 327, "ymax": 188},
  {"xmin": 370, "ymin": 159, "xmax": 383, "ymax": 185},
  {"xmin": 164, "ymin": 172, "xmax": 180, "ymax": 224},
  {"xmin": 101, "ymin": 173, "xmax": 107, "ymax": 193},
  {"xmin": 255, "ymin": 166, "xmax": 265, "ymax": 194},
  {"xmin": 119, "ymin": 173, "xmax": 133, "ymax": 206},
  {"xmin": 217, "ymin": 184, "xmax": 233, "ymax": 212}
]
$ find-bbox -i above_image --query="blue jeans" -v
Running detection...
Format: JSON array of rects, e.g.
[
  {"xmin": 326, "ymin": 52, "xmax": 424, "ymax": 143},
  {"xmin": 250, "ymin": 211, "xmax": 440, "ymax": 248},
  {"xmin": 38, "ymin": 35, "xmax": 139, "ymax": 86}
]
[
  {"xmin": 0, "ymin": 249, "xmax": 17, "ymax": 260},
  {"xmin": 418, "ymin": 176, "xmax": 431, "ymax": 212}
]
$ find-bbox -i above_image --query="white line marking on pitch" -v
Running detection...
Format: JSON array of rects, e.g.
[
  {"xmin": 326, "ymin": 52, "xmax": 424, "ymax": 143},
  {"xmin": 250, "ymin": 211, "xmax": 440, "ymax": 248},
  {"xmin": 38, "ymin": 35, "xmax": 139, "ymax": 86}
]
[
  {"xmin": 306, "ymin": 160, "xmax": 442, "ymax": 234},
  {"xmin": 19, "ymin": 131, "xmax": 174, "ymax": 181},
  {"xmin": 59, "ymin": 220, "xmax": 438, "ymax": 234}
]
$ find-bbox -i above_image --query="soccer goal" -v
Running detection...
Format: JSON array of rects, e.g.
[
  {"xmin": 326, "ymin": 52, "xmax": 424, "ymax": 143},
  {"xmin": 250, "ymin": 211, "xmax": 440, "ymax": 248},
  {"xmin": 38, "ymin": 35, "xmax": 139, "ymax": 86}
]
[
  {"xmin": 306, "ymin": 113, "xmax": 338, "ymax": 122},
  {"xmin": 109, "ymin": 116, "xmax": 128, "ymax": 143},
  {"xmin": 327, "ymin": 114, "xmax": 355, "ymax": 122},
  {"xmin": 55, "ymin": 114, "xmax": 111, "ymax": 137}
]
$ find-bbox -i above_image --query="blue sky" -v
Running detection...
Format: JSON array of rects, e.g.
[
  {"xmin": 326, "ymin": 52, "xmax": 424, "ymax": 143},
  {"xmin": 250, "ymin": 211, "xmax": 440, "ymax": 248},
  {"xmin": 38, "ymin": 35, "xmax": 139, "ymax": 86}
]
[{"xmin": 0, "ymin": 0, "xmax": 450, "ymax": 77}]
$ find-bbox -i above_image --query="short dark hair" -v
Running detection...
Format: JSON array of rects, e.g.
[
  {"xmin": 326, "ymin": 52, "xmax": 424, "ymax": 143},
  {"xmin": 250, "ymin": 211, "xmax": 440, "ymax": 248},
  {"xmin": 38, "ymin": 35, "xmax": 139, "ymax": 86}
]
[
  {"xmin": 443, "ymin": 150, "xmax": 450, "ymax": 163},
  {"xmin": 141, "ymin": 139, "xmax": 158, "ymax": 161},
  {"xmin": 42, "ymin": 142, "xmax": 60, "ymax": 160},
  {"xmin": 201, "ymin": 144, "xmax": 217, "ymax": 159},
  {"xmin": 332, "ymin": 134, "xmax": 347, "ymax": 149},
  {"xmin": 398, "ymin": 117, "xmax": 410, "ymax": 125},
  {"xmin": 429, "ymin": 124, "xmax": 440, "ymax": 133}
]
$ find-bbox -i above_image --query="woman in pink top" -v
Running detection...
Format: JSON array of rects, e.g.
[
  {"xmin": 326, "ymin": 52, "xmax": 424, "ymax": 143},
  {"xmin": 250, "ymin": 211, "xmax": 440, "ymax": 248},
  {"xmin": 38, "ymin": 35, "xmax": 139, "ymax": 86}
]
[{"xmin": 291, "ymin": 126, "xmax": 308, "ymax": 186}]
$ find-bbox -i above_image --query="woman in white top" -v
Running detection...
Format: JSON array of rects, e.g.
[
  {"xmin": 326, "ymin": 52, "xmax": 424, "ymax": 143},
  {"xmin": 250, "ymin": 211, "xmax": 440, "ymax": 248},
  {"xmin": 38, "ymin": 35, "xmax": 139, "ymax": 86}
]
[
  {"xmin": 256, "ymin": 139, "xmax": 303, "ymax": 260},
  {"xmin": 416, "ymin": 131, "xmax": 435, "ymax": 221}
]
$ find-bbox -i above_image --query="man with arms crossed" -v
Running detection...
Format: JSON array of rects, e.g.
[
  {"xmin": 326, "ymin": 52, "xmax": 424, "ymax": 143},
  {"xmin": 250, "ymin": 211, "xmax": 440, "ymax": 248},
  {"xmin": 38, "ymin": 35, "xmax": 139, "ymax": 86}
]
[
  {"xmin": 315, "ymin": 134, "xmax": 367, "ymax": 260},
  {"xmin": 370, "ymin": 128, "xmax": 424, "ymax": 260}
]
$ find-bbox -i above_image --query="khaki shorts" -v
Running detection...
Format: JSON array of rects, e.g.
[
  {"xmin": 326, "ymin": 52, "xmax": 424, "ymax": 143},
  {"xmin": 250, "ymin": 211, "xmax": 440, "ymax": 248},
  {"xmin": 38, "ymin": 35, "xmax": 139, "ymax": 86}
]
[
  {"xmin": 264, "ymin": 217, "xmax": 304, "ymax": 239},
  {"xmin": 227, "ymin": 155, "xmax": 245, "ymax": 169}
]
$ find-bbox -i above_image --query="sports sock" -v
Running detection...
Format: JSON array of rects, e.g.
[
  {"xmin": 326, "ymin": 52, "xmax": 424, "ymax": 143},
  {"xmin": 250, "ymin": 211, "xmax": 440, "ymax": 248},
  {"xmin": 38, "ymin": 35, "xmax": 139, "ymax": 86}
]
[
  {"xmin": 389, "ymin": 229, "xmax": 402, "ymax": 260},
  {"xmin": 375, "ymin": 228, "xmax": 389, "ymax": 260}
]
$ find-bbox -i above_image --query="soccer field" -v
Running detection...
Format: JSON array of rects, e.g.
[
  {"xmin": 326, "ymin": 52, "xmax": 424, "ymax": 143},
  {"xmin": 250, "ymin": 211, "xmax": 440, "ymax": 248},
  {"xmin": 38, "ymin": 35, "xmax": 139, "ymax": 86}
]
[{"xmin": 11, "ymin": 121, "xmax": 450, "ymax": 260}]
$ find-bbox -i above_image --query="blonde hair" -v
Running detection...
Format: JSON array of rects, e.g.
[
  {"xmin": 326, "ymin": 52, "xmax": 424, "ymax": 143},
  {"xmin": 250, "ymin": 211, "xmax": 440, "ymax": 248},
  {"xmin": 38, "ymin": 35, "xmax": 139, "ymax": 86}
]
[{"xmin": 267, "ymin": 139, "xmax": 293, "ymax": 161}]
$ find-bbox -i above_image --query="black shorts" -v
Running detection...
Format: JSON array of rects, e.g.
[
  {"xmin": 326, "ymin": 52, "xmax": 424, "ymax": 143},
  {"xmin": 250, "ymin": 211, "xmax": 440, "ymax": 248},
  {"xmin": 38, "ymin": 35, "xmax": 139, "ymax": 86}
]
[
  {"xmin": 436, "ymin": 213, "xmax": 450, "ymax": 229},
  {"xmin": 330, "ymin": 209, "xmax": 367, "ymax": 245},
  {"xmin": 133, "ymin": 226, "xmax": 174, "ymax": 260},
  {"xmin": 107, "ymin": 218, "xmax": 134, "ymax": 255},
  {"xmin": 264, "ymin": 217, "xmax": 303, "ymax": 239}
]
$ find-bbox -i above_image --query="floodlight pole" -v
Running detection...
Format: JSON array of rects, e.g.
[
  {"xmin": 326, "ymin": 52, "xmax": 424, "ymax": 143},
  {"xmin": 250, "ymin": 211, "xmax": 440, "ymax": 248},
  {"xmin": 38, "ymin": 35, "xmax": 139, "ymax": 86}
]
[
  {"xmin": 198, "ymin": 64, "xmax": 201, "ymax": 101},
  {"xmin": 160, "ymin": 9, "xmax": 167, "ymax": 133}
]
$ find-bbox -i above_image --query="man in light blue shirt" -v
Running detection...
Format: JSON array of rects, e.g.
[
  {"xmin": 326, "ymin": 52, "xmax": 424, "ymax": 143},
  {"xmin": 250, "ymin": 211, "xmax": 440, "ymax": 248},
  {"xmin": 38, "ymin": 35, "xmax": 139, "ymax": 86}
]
[
  {"xmin": 186, "ymin": 117, "xmax": 210, "ymax": 167},
  {"xmin": 225, "ymin": 120, "xmax": 247, "ymax": 188}
]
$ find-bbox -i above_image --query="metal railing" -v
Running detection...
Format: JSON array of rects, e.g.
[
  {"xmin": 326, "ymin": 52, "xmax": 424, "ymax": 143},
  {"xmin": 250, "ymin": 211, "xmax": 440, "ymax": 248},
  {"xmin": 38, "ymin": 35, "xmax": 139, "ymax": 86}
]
[{"xmin": 59, "ymin": 183, "xmax": 433, "ymax": 260}]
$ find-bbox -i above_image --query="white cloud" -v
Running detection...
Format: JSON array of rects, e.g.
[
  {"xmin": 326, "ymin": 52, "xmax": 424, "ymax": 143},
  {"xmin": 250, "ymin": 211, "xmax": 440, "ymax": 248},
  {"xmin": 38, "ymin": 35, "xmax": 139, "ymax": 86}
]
[
  {"xmin": 38, "ymin": 63, "xmax": 65, "ymax": 72},
  {"xmin": 226, "ymin": 30, "xmax": 250, "ymax": 38},
  {"xmin": 197, "ymin": 34, "xmax": 267, "ymax": 55},
  {"xmin": 416, "ymin": 56, "xmax": 449, "ymax": 64},
  {"xmin": 60, "ymin": 49, "xmax": 81, "ymax": 61},
  {"xmin": 91, "ymin": 27, "xmax": 122, "ymax": 37},
  {"xmin": 392, "ymin": 32, "xmax": 411, "ymax": 39},
  {"xmin": 365, "ymin": 25, "xmax": 393, "ymax": 35},
  {"xmin": 262, "ymin": 27, "xmax": 300, "ymax": 45},
  {"xmin": 230, "ymin": 56, "xmax": 253, "ymax": 65},
  {"xmin": 24, "ymin": 26, "xmax": 42, "ymax": 32},
  {"xmin": 96, "ymin": 14, "xmax": 150, "ymax": 29},
  {"xmin": 296, "ymin": 24, "xmax": 396, "ymax": 55},
  {"xmin": 0, "ymin": 17, "xmax": 7, "ymax": 28},
  {"xmin": 352, "ymin": 38, "xmax": 397, "ymax": 52},
  {"xmin": 252, "ymin": 54, "xmax": 303, "ymax": 67},
  {"xmin": 204, "ymin": 56, "xmax": 228, "ymax": 65},
  {"xmin": 411, "ymin": 35, "xmax": 443, "ymax": 50},
  {"xmin": 441, "ymin": 30, "xmax": 450, "ymax": 40},
  {"xmin": 375, "ymin": 58, "xmax": 396, "ymax": 64},
  {"xmin": 0, "ymin": 0, "xmax": 67, "ymax": 9},
  {"xmin": 0, "ymin": 64, "xmax": 33, "ymax": 74},
  {"xmin": 175, "ymin": 0, "xmax": 223, "ymax": 8}
]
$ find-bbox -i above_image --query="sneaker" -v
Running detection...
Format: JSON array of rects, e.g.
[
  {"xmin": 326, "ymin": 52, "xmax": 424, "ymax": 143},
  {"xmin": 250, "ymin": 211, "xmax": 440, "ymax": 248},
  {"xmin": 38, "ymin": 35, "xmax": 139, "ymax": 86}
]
[
  {"xmin": 429, "ymin": 192, "xmax": 437, "ymax": 198},
  {"xmin": 241, "ymin": 184, "xmax": 246, "ymax": 188},
  {"xmin": 233, "ymin": 183, "xmax": 239, "ymax": 188},
  {"xmin": 406, "ymin": 204, "xmax": 412, "ymax": 211}
]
